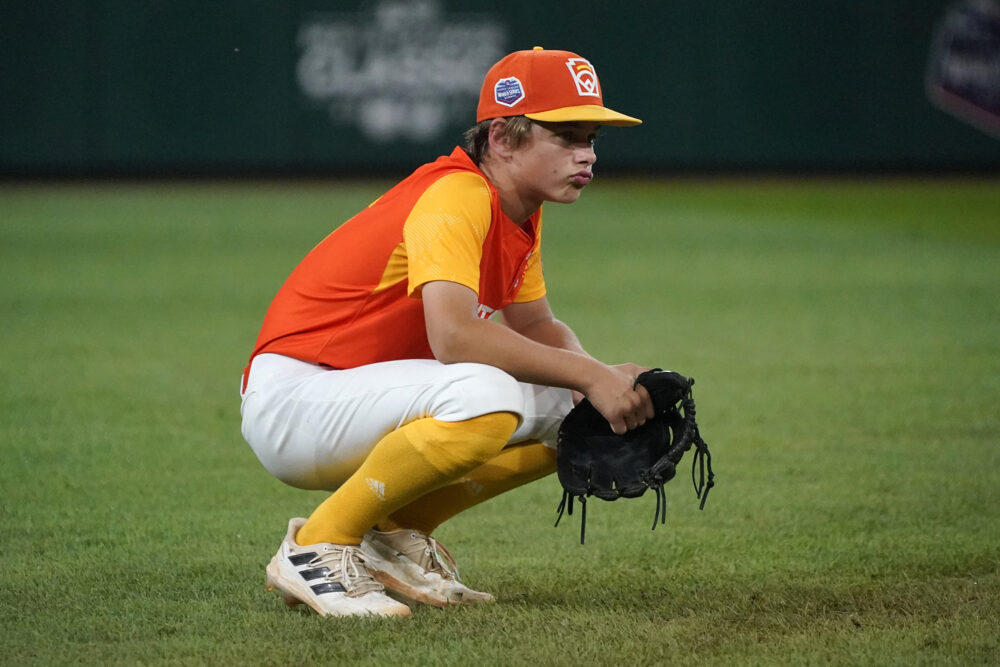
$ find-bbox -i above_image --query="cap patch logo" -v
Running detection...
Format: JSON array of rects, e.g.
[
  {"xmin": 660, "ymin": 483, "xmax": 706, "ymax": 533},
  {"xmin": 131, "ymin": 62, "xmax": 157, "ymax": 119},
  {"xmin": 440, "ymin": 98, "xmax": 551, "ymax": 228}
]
[
  {"xmin": 494, "ymin": 76, "xmax": 525, "ymax": 108},
  {"xmin": 566, "ymin": 58, "xmax": 600, "ymax": 98}
]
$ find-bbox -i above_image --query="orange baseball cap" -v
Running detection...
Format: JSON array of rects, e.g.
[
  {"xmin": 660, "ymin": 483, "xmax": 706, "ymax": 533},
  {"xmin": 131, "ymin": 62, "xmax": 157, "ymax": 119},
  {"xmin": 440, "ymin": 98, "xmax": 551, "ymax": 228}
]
[{"xmin": 476, "ymin": 47, "xmax": 642, "ymax": 126}]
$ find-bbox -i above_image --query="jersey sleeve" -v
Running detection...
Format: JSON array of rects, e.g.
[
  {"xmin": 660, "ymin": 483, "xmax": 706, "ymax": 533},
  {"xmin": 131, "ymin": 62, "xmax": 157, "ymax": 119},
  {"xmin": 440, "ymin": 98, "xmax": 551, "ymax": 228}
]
[{"xmin": 404, "ymin": 171, "xmax": 493, "ymax": 297}]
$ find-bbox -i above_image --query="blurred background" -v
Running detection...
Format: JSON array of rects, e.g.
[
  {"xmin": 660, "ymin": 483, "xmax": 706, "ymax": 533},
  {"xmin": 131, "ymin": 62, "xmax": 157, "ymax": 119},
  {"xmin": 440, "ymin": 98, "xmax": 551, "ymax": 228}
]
[{"xmin": 2, "ymin": 0, "xmax": 999, "ymax": 178}]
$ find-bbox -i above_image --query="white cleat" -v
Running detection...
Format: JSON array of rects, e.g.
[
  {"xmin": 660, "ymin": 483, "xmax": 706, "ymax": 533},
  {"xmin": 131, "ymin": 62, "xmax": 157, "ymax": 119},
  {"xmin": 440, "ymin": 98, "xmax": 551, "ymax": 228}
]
[
  {"xmin": 264, "ymin": 518, "xmax": 411, "ymax": 618},
  {"xmin": 361, "ymin": 528, "xmax": 494, "ymax": 608}
]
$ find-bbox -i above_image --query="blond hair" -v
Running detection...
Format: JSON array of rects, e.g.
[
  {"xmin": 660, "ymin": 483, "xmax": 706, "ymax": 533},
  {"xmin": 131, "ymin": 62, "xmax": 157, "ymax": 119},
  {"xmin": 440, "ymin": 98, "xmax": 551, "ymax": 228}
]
[{"xmin": 463, "ymin": 116, "xmax": 534, "ymax": 164}]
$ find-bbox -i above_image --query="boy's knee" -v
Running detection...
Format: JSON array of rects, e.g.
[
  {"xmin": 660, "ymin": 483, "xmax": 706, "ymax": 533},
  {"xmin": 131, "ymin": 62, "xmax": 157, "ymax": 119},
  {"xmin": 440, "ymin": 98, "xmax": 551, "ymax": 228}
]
[
  {"xmin": 433, "ymin": 363, "xmax": 525, "ymax": 422},
  {"xmin": 414, "ymin": 411, "xmax": 519, "ymax": 474}
]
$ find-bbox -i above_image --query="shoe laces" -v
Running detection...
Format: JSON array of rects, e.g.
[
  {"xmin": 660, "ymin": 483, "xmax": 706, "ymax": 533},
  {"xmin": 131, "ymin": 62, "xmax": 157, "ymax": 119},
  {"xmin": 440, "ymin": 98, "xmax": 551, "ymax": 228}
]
[
  {"xmin": 404, "ymin": 532, "xmax": 461, "ymax": 582},
  {"xmin": 310, "ymin": 544, "xmax": 383, "ymax": 598}
]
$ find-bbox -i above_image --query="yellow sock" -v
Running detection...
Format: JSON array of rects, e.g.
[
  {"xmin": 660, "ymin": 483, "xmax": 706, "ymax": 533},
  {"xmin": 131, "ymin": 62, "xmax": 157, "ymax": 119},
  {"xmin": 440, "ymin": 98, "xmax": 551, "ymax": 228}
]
[
  {"xmin": 376, "ymin": 440, "xmax": 557, "ymax": 535},
  {"xmin": 295, "ymin": 412, "xmax": 518, "ymax": 546}
]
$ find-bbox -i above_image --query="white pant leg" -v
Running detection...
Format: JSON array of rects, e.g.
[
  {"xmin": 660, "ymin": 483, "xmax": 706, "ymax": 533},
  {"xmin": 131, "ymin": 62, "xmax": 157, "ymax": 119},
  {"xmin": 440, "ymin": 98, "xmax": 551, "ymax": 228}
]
[
  {"xmin": 240, "ymin": 354, "xmax": 572, "ymax": 491},
  {"xmin": 510, "ymin": 381, "xmax": 574, "ymax": 450}
]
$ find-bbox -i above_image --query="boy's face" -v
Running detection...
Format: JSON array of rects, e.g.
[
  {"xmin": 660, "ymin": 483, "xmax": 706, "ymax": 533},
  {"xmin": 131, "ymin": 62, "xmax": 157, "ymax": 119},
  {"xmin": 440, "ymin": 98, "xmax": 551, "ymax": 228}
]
[{"xmin": 510, "ymin": 120, "xmax": 600, "ymax": 206}]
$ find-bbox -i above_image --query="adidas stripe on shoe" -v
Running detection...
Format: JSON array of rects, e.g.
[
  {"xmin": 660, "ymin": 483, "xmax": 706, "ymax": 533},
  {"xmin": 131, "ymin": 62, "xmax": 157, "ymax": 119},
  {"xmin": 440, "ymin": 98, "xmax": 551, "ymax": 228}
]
[{"xmin": 264, "ymin": 517, "xmax": 411, "ymax": 618}]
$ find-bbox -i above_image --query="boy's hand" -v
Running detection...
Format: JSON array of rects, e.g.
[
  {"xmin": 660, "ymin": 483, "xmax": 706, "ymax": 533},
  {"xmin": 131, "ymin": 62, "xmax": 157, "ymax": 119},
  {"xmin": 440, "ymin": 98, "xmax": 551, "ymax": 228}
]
[{"xmin": 582, "ymin": 363, "xmax": 655, "ymax": 434}]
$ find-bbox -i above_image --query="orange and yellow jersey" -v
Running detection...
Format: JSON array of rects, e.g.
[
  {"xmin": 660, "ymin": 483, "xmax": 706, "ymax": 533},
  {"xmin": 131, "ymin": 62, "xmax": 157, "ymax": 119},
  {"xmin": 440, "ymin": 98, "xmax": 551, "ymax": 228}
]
[{"xmin": 244, "ymin": 147, "xmax": 546, "ymax": 383}]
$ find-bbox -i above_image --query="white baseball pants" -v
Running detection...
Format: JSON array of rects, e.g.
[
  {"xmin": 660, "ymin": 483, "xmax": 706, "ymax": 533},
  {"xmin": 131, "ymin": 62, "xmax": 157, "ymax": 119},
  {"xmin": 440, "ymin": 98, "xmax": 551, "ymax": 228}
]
[{"xmin": 240, "ymin": 353, "xmax": 573, "ymax": 491}]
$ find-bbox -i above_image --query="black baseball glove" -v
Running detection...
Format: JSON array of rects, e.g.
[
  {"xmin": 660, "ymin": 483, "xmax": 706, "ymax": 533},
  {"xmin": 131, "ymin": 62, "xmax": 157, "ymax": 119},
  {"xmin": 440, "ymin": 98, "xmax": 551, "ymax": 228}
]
[{"xmin": 554, "ymin": 369, "xmax": 715, "ymax": 543}]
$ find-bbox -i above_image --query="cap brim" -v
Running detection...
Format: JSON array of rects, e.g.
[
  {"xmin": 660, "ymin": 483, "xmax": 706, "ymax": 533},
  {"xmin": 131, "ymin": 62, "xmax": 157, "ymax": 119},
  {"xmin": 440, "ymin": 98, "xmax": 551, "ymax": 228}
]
[{"xmin": 525, "ymin": 104, "xmax": 642, "ymax": 126}]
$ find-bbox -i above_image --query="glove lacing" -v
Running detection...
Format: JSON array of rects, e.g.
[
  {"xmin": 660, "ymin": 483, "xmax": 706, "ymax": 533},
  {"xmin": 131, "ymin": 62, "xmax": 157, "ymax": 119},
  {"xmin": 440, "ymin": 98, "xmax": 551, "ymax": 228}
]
[
  {"xmin": 691, "ymin": 427, "xmax": 715, "ymax": 510},
  {"xmin": 554, "ymin": 492, "xmax": 587, "ymax": 544}
]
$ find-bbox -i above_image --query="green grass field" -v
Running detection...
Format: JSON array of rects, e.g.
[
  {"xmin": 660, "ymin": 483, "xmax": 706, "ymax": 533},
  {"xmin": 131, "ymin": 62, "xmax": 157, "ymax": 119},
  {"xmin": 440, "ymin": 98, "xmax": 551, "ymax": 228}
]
[{"xmin": 2, "ymin": 177, "xmax": 999, "ymax": 665}]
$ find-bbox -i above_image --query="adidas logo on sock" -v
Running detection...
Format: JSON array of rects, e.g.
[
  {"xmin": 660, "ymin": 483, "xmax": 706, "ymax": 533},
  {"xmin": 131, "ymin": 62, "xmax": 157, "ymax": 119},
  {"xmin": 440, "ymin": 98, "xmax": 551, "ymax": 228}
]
[
  {"xmin": 366, "ymin": 477, "xmax": 386, "ymax": 501},
  {"xmin": 462, "ymin": 479, "xmax": 485, "ymax": 495}
]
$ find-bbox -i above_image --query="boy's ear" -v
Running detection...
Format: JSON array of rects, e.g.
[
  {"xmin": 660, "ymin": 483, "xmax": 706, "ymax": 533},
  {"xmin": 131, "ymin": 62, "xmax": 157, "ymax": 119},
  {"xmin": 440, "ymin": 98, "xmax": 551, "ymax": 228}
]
[{"xmin": 487, "ymin": 118, "xmax": 516, "ymax": 159}]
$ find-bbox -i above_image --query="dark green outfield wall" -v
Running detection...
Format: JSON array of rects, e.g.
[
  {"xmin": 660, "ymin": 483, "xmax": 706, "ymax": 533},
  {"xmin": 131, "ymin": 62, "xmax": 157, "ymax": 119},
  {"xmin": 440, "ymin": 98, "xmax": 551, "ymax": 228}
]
[{"xmin": 2, "ymin": 0, "xmax": 998, "ymax": 175}]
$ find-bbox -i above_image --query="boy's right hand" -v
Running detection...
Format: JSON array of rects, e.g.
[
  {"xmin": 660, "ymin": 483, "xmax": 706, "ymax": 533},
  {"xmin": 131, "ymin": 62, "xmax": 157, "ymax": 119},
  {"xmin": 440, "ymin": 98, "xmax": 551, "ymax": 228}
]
[{"xmin": 583, "ymin": 363, "xmax": 655, "ymax": 435}]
